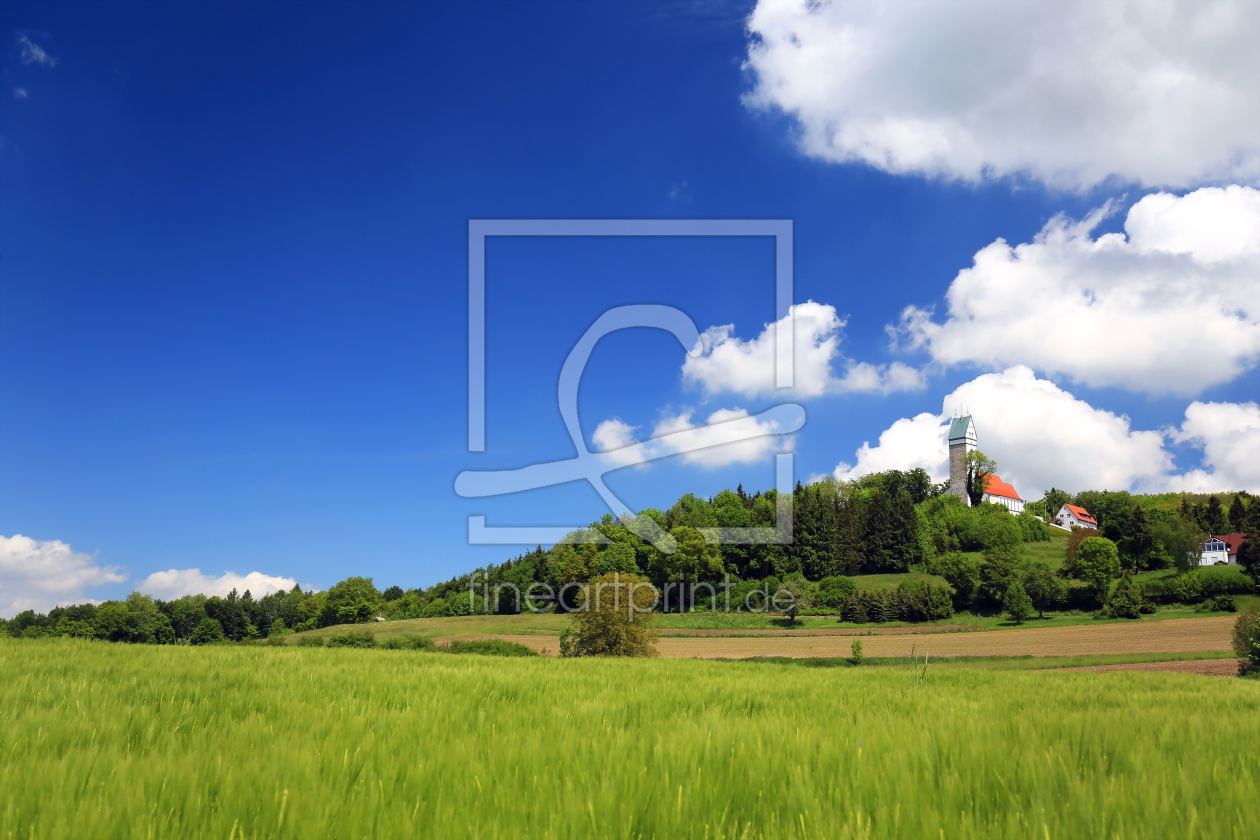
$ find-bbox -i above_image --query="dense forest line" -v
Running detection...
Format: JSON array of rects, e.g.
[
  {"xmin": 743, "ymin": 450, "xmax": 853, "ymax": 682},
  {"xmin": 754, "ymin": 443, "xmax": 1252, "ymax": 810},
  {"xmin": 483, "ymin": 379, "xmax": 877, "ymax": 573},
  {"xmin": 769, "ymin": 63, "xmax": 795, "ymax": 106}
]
[{"xmin": 5, "ymin": 471, "xmax": 1258, "ymax": 643}]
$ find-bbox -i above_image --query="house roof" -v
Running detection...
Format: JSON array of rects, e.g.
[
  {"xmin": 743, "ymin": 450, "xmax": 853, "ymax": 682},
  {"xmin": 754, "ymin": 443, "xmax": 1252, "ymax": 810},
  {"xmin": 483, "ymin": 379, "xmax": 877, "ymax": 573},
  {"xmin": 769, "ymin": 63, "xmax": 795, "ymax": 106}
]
[
  {"xmin": 947, "ymin": 415, "xmax": 975, "ymax": 441},
  {"xmin": 983, "ymin": 473, "xmax": 1023, "ymax": 501},
  {"xmin": 1207, "ymin": 533, "xmax": 1248, "ymax": 555},
  {"xmin": 1062, "ymin": 503, "xmax": 1097, "ymax": 525}
]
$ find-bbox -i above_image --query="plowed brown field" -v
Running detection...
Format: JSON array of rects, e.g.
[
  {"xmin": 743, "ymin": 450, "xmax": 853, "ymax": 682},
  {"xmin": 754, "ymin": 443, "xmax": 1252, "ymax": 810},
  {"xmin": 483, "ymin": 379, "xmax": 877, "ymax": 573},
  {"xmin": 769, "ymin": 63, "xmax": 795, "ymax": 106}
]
[
  {"xmin": 1047, "ymin": 658, "xmax": 1243, "ymax": 676},
  {"xmin": 657, "ymin": 625, "xmax": 977, "ymax": 636},
  {"xmin": 459, "ymin": 615, "xmax": 1236, "ymax": 659}
]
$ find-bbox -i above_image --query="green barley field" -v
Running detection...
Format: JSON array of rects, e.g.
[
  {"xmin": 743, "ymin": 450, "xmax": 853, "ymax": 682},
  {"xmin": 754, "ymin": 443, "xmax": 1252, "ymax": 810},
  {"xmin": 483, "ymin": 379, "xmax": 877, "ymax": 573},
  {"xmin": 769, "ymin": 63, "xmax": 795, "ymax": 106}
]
[{"xmin": 3, "ymin": 637, "xmax": 1257, "ymax": 840}]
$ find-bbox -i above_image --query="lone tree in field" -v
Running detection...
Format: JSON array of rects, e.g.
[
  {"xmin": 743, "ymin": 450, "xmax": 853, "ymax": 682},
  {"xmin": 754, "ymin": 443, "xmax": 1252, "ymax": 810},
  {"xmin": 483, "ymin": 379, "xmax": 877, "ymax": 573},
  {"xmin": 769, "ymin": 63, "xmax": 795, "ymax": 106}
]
[
  {"xmin": 1002, "ymin": 580, "xmax": 1033, "ymax": 624},
  {"xmin": 1022, "ymin": 561, "xmax": 1067, "ymax": 619},
  {"xmin": 1075, "ymin": 537, "xmax": 1121, "ymax": 603},
  {"xmin": 560, "ymin": 572, "xmax": 659, "ymax": 657},
  {"xmin": 775, "ymin": 577, "xmax": 815, "ymax": 625}
]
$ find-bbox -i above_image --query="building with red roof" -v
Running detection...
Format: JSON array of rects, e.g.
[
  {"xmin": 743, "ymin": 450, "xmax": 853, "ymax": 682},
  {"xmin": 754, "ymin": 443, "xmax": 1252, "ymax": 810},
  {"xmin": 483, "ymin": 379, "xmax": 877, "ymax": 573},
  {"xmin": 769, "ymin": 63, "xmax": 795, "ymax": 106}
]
[
  {"xmin": 1055, "ymin": 503, "xmax": 1098, "ymax": 530},
  {"xmin": 1201, "ymin": 533, "xmax": 1247, "ymax": 566},
  {"xmin": 981, "ymin": 474, "xmax": 1025, "ymax": 514}
]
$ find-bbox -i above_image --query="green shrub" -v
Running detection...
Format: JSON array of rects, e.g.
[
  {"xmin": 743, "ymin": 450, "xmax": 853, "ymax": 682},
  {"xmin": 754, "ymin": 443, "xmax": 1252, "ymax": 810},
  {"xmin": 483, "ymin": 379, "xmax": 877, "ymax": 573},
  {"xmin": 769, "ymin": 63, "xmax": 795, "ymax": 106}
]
[
  {"xmin": 1233, "ymin": 611, "xmax": 1259, "ymax": 674},
  {"xmin": 816, "ymin": 576, "xmax": 857, "ymax": 611},
  {"xmin": 188, "ymin": 617, "xmax": 225, "ymax": 646},
  {"xmin": 441, "ymin": 639, "xmax": 538, "ymax": 657},
  {"xmin": 1208, "ymin": 595, "xmax": 1237, "ymax": 613},
  {"xmin": 893, "ymin": 580, "xmax": 954, "ymax": 622},
  {"xmin": 295, "ymin": 635, "xmax": 325, "ymax": 647},
  {"xmin": 1157, "ymin": 567, "xmax": 1254, "ymax": 605},
  {"xmin": 325, "ymin": 631, "xmax": 377, "ymax": 648},
  {"xmin": 935, "ymin": 551, "xmax": 980, "ymax": 609},
  {"xmin": 380, "ymin": 635, "xmax": 436, "ymax": 651}
]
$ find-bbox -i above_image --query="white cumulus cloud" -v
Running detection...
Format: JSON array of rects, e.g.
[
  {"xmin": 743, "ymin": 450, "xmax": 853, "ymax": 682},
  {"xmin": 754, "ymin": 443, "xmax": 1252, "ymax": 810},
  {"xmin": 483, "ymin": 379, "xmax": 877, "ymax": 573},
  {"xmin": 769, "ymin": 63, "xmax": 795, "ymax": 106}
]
[
  {"xmin": 833, "ymin": 366, "xmax": 1173, "ymax": 497},
  {"xmin": 1160, "ymin": 400, "xmax": 1260, "ymax": 493},
  {"xmin": 137, "ymin": 569, "xmax": 302, "ymax": 601},
  {"xmin": 684, "ymin": 301, "xmax": 924, "ymax": 399},
  {"xmin": 0, "ymin": 534, "xmax": 126, "ymax": 619},
  {"xmin": 593, "ymin": 406, "xmax": 794, "ymax": 470},
  {"xmin": 744, "ymin": 0, "xmax": 1260, "ymax": 190},
  {"xmin": 892, "ymin": 186, "xmax": 1260, "ymax": 396}
]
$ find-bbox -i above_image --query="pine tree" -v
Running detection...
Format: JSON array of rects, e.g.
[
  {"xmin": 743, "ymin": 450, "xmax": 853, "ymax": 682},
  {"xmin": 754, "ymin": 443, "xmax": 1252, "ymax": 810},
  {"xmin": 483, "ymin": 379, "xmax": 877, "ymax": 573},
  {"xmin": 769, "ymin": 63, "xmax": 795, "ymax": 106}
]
[
  {"xmin": 843, "ymin": 594, "xmax": 868, "ymax": 624},
  {"xmin": 1228, "ymin": 495, "xmax": 1247, "ymax": 532},
  {"xmin": 1205, "ymin": 495, "xmax": 1228, "ymax": 534},
  {"xmin": 1109, "ymin": 570, "xmax": 1143, "ymax": 619},
  {"xmin": 887, "ymin": 489, "xmax": 919, "ymax": 571},
  {"xmin": 834, "ymin": 491, "xmax": 865, "ymax": 576},
  {"xmin": 1237, "ymin": 533, "xmax": 1260, "ymax": 583},
  {"xmin": 790, "ymin": 481, "xmax": 818, "ymax": 577},
  {"xmin": 862, "ymin": 489, "xmax": 898, "ymax": 572},
  {"xmin": 1123, "ymin": 504, "xmax": 1154, "ymax": 570}
]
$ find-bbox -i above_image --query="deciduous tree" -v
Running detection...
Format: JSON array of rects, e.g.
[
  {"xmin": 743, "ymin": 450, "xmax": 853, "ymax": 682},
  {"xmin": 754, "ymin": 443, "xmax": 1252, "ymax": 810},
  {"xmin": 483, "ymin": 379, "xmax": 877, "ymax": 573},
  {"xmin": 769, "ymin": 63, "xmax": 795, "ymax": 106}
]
[
  {"xmin": 1075, "ymin": 537, "xmax": 1121, "ymax": 600},
  {"xmin": 1002, "ymin": 580, "xmax": 1033, "ymax": 624},
  {"xmin": 964, "ymin": 451, "xmax": 997, "ymax": 508},
  {"xmin": 560, "ymin": 572, "xmax": 658, "ymax": 657},
  {"xmin": 1022, "ymin": 561, "xmax": 1067, "ymax": 618}
]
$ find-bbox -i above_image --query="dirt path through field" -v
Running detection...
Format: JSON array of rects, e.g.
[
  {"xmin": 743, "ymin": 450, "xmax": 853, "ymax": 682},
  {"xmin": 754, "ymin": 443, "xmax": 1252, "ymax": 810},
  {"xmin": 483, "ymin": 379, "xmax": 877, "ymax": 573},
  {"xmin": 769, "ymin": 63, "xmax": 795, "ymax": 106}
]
[
  {"xmin": 1045, "ymin": 659, "xmax": 1243, "ymax": 676},
  {"xmin": 466, "ymin": 616, "xmax": 1236, "ymax": 659}
]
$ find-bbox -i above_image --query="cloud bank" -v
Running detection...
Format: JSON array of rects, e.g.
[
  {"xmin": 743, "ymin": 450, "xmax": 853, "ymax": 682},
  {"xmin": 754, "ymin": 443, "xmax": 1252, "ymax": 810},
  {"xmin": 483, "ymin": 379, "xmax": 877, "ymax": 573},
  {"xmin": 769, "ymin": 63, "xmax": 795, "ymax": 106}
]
[
  {"xmin": 891, "ymin": 186, "xmax": 1260, "ymax": 396},
  {"xmin": 745, "ymin": 0, "xmax": 1260, "ymax": 190},
  {"xmin": 136, "ymin": 568, "xmax": 302, "ymax": 601},
  {"xmin": 833, "ymin": 367, "xmax": 1260, "ymax": 497},
  {"xmin": 0, "ymin": 534, "xmax": 125, "ymax": 619}
]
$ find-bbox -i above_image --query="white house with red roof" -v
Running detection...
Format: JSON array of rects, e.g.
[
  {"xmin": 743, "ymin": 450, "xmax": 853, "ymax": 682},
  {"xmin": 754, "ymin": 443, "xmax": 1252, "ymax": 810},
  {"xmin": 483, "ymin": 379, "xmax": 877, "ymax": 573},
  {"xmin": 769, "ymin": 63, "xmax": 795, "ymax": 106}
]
[
  {"xmin": 1055, "ymin": 504, "xmax": 1098, "ymax": 530},
  {"xmin": 1201, "ymin": 533, "xmax": 1247, "ymax": 566},
  {"xmin": 981, "ymin": 474, "xmax": 1025, "ymax": 514}
]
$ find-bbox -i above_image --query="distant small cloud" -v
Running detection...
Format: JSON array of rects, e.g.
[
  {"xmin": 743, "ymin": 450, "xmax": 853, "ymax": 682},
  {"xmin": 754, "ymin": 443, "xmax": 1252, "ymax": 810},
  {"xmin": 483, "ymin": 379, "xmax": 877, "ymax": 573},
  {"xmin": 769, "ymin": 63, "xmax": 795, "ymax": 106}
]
[
  {"xmin": 13, "ymin": 88, "xmax": 28, "ymax": 99},
  {"xmin": 19, "ymin": 36, "xmax": 57, "ymax": 68}
]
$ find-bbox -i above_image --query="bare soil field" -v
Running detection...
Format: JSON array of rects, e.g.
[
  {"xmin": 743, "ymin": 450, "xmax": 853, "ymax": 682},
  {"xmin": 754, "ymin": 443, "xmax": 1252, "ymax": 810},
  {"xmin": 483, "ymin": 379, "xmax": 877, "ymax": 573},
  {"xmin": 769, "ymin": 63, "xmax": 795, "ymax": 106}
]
[
  {"xmin": 657, "ymin": 625, "xmax": 978, "ymax": 637},
  {"xmin": 1047, "ymin": 658, "xmax": 1244, "ymax": 677},
  {"xmin": 468, "ymin": 615, "xmax": 1236, "ymax": 659}
]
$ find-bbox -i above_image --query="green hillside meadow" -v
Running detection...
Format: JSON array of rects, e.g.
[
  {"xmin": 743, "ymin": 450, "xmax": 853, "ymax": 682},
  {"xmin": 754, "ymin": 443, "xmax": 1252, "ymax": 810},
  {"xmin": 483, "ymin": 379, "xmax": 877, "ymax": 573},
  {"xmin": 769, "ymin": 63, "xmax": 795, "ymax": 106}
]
[{"xmin": 3, "ymin": 637, "xmax": 1257, "ymax": 840}]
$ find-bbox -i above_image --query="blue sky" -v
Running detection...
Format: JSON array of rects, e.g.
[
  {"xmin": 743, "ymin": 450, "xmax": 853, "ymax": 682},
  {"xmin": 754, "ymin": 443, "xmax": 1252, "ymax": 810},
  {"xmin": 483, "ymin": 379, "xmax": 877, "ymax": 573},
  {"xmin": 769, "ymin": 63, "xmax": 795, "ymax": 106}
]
[{"xmin": 3, "ymin": 0, "xmax": 1259, "ymax": 614}]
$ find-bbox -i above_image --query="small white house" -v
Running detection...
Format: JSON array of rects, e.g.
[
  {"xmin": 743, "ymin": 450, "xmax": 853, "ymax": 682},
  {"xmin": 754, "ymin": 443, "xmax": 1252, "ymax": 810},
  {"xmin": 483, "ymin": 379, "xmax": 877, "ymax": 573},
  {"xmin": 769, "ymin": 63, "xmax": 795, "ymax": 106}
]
[
  {"xmin": 1055, "ymin": 503, "xmax": 1098, "ymax": 530},
  {"xmin": 1200, "ymin": 533, "xmax": 1246, "ymax": 566},
  {"xmin": 981, "ymin": 474, "xmax": 1025, "ymax": 514}
]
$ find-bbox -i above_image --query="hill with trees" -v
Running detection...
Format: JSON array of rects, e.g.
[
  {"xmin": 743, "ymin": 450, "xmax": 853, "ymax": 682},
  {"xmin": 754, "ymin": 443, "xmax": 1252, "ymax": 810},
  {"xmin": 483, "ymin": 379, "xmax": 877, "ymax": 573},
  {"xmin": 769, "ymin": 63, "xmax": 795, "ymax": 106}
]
[{"xmin": 4, "ymin": 475, "xmax": 1258, "ymax": 644}]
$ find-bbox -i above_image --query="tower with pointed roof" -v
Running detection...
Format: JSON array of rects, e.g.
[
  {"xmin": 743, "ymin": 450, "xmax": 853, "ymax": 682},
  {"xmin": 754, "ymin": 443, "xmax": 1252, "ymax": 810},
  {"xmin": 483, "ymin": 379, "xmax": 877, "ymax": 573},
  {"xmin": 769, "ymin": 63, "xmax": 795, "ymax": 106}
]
[{"xmin": 947, "ymin": 415, "xmax": 978, "ymax": 506}]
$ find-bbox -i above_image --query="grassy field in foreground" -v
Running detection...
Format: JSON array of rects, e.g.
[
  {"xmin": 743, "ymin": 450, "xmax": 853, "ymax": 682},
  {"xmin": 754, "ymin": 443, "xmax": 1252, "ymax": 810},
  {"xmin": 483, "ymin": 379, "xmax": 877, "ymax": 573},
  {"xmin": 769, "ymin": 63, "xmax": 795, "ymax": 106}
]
[
  {"xmin": 746, "ymin": 650, "xmax": 1242, "ymax": 671},
  {"xmin": 3, "ymin": 637, "xmax": 1257, "ymax": 840}
]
